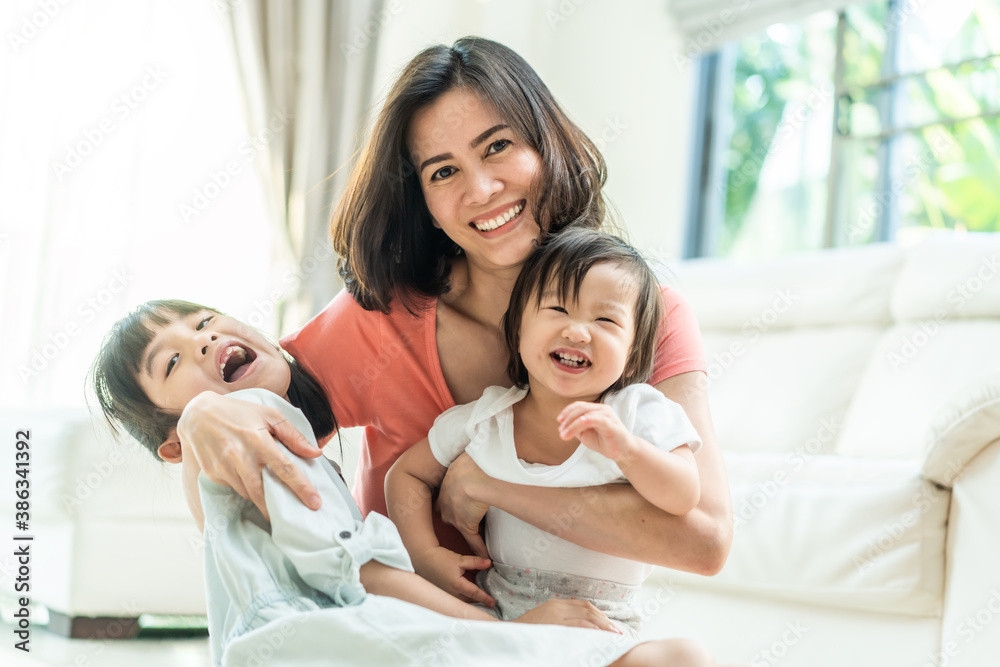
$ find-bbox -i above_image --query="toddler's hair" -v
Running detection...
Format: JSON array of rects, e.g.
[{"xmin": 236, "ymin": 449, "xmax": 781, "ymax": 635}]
[
  {"xmin": 502, "ymin": 228, "xmax": 662, "ymax": 398},
  {"xmin": 89, "ymin": 299, "xmax": 336, "ymax": 459}
]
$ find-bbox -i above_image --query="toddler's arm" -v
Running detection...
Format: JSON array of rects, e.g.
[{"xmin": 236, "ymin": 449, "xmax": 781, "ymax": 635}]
[
  {"xmin": 385, "ymin": 439, "xmax": 494, "ymax": 606},
  {"xmin": 558, "ymin": 402, "xmax": 701, "ymax": 516}
]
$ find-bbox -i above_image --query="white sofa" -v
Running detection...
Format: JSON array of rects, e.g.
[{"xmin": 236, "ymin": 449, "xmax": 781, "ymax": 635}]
[
  {"xmin": 4, "ymin": 232, "xmax": 999, "ymax": 665},
  {"xmin": 639, "ymin": 231, "xmax": 1000, "ymax": 666},
  {"xmin": 0, "ymin": 413, "xmax": 205, "ymax": 637}
]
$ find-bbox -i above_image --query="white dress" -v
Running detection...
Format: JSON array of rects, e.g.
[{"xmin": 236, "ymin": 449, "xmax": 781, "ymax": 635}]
[
  {"xmin": 427, "ymin": 384, "xmax": 702, "ymax": 635},
  {"xmin": 200, "ymin": 388, "xmax": 637, "ymax": 667}
]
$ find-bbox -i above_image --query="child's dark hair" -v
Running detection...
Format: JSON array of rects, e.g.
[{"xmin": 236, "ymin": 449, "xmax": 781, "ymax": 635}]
[
  {"xmin": 89, "ymin": 299, "xmax": 337, "ymax": 459},
  {"xmin": 502, "ymin": 229, "xmax": 662, "ymax": 399}
]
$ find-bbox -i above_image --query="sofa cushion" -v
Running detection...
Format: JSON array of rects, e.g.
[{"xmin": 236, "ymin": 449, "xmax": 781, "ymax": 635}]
[
  {"xmin": 0, "ymin": 409, "xmax": 190, "ymax": 521},
  {"xmin": 835, "ymin": 322, "xmax": 1000, "ymax": 461},
  {"xmin": 922, "ymin": 373, "xmax": 1000, "ymax": 487},
  {"xmin": 669, "ymin": 452, "xmax": 948, "ymax": 617},
  {"xmin": 670, "ymin": 243, "xmax": 902, "ymax": 330},
  {"xmin": 890, "ymin": 232, "xmax": 1000, "ymax": 321},
  {"xmin": 702, "ymin": 327, "xmax": 879, "ymax": 454}
]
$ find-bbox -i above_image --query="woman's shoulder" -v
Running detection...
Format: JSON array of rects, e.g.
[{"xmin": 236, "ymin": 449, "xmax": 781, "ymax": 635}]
[
  {"xmin": 658, "ymin": 283, "xmax": 690, "ymax": 310},
  {"xmin": 288, "ymin": 288, "xmax": 435, "ymax": 337}
]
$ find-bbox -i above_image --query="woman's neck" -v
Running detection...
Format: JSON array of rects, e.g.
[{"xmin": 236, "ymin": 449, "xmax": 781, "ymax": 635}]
[{"xmin": 445, "ymin": 256, "xmax": 522, "ymax": 328}]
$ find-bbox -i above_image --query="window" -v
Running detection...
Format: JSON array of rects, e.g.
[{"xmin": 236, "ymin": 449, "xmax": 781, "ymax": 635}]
[{"xmin": 686, "ymin": 0, "xmax": 1000, "ymax": 259}]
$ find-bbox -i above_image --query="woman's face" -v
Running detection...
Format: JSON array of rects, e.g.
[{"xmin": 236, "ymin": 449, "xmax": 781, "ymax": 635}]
[
  {"xmin": 407, "ymin": 88, "xmax": 543, "ymax": 273},
  {"xmin": 138, "ymin": 310, "xmax": 290, "ymax": 413}
]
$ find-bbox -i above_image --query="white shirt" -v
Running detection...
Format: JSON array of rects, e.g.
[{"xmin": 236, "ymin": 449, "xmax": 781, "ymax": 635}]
[{"xmin": 428, "ymin": 384, "xmax": 701, "ymax": 586}]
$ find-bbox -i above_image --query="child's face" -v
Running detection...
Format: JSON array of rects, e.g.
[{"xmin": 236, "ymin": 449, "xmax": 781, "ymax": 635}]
[
  {"xmin": 138, "ymin": 310, "xmax": 290, "ymax": 413},
  {"xmin": 518, "ymin": 262, "xmax": 636, "ymax": 402}
]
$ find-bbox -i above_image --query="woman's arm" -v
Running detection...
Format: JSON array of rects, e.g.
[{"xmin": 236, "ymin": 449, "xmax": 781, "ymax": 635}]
[
  {"xmin": 437, "ymin": 371, "xmax": 733, "ymax": 575},
  {"xmin": 177, "ymin": 390, "xmax": 326, "ymax": 522}
]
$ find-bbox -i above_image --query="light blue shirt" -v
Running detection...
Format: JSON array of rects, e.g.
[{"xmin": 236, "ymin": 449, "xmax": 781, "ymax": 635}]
[{"xmin": 199, "ymin": 388, "xmax": 636, "ymax": 666}]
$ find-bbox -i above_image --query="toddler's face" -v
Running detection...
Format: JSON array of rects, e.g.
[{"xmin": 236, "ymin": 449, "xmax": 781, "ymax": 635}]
[
  {"xmin": 138, "ymin": 310, "xmax": 290, "ymax": 413},
  {"xmin": 518, "ymin": 262, "xmax": 636, "ymax": 402}
]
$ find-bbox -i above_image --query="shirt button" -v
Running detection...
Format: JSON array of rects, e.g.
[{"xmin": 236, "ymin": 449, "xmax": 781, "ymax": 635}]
[{"xmin": 339, "ymin": 531, "xmax": 352, "ymax": 539}]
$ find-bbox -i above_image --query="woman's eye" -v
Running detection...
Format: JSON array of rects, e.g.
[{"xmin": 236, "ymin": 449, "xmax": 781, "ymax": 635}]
[
  {"xmin": 486, "ymin": 139, "xmax": 510, "ymax": 155},
  {"xmin": 165, "ymin": 354, "xmax": 178, "ymax": 378},
  {"xmin": 196, "ymin": 316, "xmax": 213, "ymax": 330},
  {"xmin": 430, "ymin": 166, "xmax": 455, "ymax": 182}
]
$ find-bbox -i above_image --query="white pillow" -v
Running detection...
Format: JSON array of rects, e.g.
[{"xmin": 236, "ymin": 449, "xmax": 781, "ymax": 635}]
[{"xmin": 922, "ymin": 373, "xmax": 1000, "ymax": 487}]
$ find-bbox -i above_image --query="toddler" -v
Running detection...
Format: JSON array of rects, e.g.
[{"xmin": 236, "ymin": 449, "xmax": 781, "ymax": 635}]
[{"xmin": 386, "ymin": 229, "xmax": 702, "ymax": 638}]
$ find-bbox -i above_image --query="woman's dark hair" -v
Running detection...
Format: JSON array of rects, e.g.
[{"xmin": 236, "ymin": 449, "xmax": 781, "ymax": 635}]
[
  {"xmin": 331, "ymin": 36, "xmax": 611, "ymax": 314},
  {"xmin": 502, "ymin": 229, "xmax": 662, "ymax": 399},
  {"xmin": 89, "ymin": 300, "xmax": 337, "ymax": 460}
]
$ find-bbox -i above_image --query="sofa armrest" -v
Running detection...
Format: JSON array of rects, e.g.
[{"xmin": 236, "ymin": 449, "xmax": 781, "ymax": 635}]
[{"xmin": 922, "ymin": 373, "xmax": 1000, "ymax": 488}]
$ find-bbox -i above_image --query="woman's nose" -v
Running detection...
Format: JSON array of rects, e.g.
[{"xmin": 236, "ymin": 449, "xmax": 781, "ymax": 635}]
[{"xmin": 463, "ymin": 166, "xmax": 502, "ymax": 207}]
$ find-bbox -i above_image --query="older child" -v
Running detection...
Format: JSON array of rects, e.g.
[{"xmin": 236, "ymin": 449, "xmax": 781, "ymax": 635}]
[
  {"xmin": 90, "ymin": 299, "xmax": 716, "ymax": 666},
  {"xmin": 386, "ymin": 229, "xmax": 702, "ymax": 638}
]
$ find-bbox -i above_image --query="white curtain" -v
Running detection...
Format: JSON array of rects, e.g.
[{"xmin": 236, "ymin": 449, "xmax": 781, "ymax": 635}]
[
  {"xmin": 221, "ymin": 0, "xmax": 385, "ymax": 332},
  {"xmin": 668, "ymin": 0, "xmax": 857, "ymax": 52},
  {"xmin": 0, "ymin": 0, "xmax": 278, "ymax": 409}
]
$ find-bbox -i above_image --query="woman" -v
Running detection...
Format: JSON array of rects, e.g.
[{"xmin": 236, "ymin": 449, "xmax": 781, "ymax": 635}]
[{"xmin": 177, "ymin": 37, "xmax": 732, "ymax": 608}]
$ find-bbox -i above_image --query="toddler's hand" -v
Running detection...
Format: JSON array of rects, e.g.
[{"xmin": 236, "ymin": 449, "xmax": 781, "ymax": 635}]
[
  {"xmin": 515, "ymin": 598, "xmax": 621, "ymax": 633},
  {"xmin": 557, "ymin": 401, "xmax": 633, "ymax": 463},
  {"xmin": 412, "ymin": 546, "xmax": 495, "ymax": 608}
]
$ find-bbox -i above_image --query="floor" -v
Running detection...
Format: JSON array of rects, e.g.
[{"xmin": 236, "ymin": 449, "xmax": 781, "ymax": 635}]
[{"xmin": 0, "ymin": 619, "xmax": 212, "ymax": 667}]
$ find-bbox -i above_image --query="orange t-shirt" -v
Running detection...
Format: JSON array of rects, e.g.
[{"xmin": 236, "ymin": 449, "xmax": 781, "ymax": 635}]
[{"xmin": 281, "ymin": 286, "xmax": 705, "ymax": 554}]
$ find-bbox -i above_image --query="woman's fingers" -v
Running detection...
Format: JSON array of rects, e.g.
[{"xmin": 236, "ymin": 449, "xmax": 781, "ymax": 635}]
[
  {"xmin": 268, "ymin": 414, "xmax": 323, "ymax": 459},
  {"xmin": 462, "ymin": 532, "xmax": 490, "ymax": 560},
  {"xmin": 176, "ymin": 392, "xmax": 321, "ymax": 516},
  {"xmin": 256, "ymin": 429, "xmax": 322, "ymax": 512},
  {"xmin": 437, "ymin": 453, "xmax": 491, "ymax": 532}
]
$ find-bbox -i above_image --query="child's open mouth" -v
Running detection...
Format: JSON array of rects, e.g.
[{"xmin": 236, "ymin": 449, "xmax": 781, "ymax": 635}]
[
  {"xmin": 551, "ymin": 350, "xmax": 592, "ymax": 370},
  {"xmin": 219, "ymin": 344, "xmax": 257, "ymax": 383}
]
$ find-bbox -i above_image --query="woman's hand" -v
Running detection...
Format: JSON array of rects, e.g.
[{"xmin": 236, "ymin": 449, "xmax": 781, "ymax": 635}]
[
  {"xmin": 514, "ymin": 599, "xmax": 621, "ymax": 633},
  {"xmin": 411, "ymin": 546, "xmax": 494, "ymax": 608},
  {"xmin": 176, "ymin": 391, "xmax": 324, "ymax": 520},
  {"xmin": 436, "ymin": 452, "xmax": 492, "ymax": 557}
]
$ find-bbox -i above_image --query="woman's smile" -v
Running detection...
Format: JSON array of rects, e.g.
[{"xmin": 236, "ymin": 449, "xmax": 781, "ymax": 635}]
[{"xmin": 469, "ymin": 199, "xmax": 526, "ymax": 234}]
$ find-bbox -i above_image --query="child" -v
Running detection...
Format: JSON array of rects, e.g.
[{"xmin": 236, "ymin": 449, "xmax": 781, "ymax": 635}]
[
  {"xmin": 386, "ymin": 229, "xmax": 703, "ymax": 638},
  {"xmin": 90, "ymin": 299, "xmax": 717, "ymax": 667}
]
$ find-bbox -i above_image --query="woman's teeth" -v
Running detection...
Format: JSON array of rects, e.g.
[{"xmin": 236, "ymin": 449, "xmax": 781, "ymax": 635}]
[
  {"xmin": 472, "ymin": 202, "xmax": 523, "ymax": 232},
  {"xmin": 554, "ymin": 352, "xmax": 590, "ymax": 368}
]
